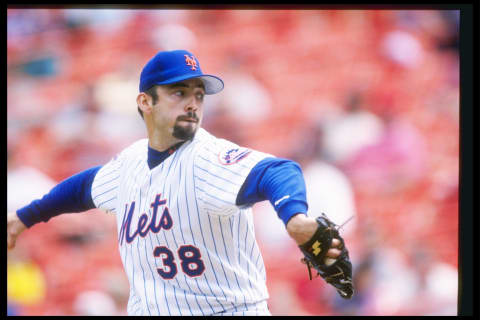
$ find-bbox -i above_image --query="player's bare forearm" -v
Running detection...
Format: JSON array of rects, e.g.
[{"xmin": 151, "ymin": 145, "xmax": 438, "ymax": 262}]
[
  {"xmin": 286, "ymin": 213, "xmax": 318, "ymax": 245},
  {"xmin": 7, "ymin": 212, "xmax": 27, "ymax": 250}
]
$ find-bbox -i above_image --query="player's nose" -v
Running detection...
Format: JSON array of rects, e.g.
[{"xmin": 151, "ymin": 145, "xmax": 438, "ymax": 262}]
[{"xmin": 184, "ymin": 98, "xmax": 199, "ymax": 113}]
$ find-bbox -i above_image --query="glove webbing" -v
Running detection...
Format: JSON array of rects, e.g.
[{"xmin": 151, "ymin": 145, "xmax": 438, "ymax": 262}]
[{"xmin": 302, "ymin": 257, "xmax": 345, "ymax": 282}]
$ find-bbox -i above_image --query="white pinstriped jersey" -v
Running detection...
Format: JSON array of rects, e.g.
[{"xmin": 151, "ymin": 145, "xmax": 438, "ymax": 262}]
[{"xmin": 91, "ymin": 128, "xmax": 272, "ymax": 316}]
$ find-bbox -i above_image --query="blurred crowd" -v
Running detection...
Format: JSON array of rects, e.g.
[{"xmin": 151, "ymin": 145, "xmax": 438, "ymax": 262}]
[{"xmin": 7, "ymin": 9, "xmax": 460, "ymax": 316}]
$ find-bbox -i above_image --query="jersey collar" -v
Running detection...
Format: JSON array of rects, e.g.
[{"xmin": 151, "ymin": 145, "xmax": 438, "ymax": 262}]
[{"xmin": 147, "ymin": 141, "xmax": 186, "ymax": 170}]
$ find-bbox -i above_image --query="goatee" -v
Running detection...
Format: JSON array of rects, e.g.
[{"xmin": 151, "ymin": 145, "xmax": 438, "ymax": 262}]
[
  {"xmin": 172, "ymin": 112, "xmax": 199, "ymax": 140},
  {"xmin": 172, "ymin": 124, "xmax": 197, "ymax": 141}
]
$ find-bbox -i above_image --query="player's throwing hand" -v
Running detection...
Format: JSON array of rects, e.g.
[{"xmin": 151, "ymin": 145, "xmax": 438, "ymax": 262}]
[{"xmin": 7, "ymin": 212, "xmax": 27, "ymax": 250}]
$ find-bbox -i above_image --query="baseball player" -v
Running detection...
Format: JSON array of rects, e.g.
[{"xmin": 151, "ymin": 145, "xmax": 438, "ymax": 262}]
[{"xmin": 7, "ymin": 50, "xmax": 352, "ymax": 316}]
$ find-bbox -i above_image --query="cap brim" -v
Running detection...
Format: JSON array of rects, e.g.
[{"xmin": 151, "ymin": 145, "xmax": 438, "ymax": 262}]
[
  {"xmin": 197, "ymin": 75, "xmax": 224, "ymax": 95},
  {"xmin": 148, "ymin": 74, "xmax": 224, "ymax": 95}
]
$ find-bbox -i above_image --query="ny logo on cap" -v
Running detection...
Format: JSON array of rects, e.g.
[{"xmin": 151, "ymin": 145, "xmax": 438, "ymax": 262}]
[{"xmin": 184, "ymin": 55, "xmax": 198, "ymax": 70}]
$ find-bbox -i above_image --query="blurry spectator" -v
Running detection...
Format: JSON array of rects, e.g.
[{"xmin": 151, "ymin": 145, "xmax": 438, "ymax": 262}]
[
  {"xmin": 303, "ymin": 160, "xmax": 357, "ymax": 234},
  {"xmin": 422, "ymin": 262, "xmax": 457, "ymax": 315},
  {"xmin": 7, "ymin": 145, "xmax": 57, "ymax": 213},
  {"xmin": 394, "ymin": 10, "xmax": 459, "ymax": 54},
  {"xmin": 152, "ymin": 23, "xmax": 197, "ymax": 51},
  {"xmin": 7, "ymin": 9, "xmax": 65, "ymax": 39},
  {"xmin": 343, "ymin": 109, "xmax": 428, "ymax": 195},
  {"xmin": 93, "ymin": 67, "xmax": 140, "ymax": 117},
  {"xmin": 333, "ymin": 223, "xmax": 457, "ymax": 316},
  {"xmin": 7, "ymin": 259, "xmax": 47, "ymax": 307},
  {"xmin": 267, "ymin": 280, "xmax": 312, "ymax": 316},
  {"xmin": 331, "ymin": 258, "xmax": 376, "ymax": 315},
  {"xmin": 63, "ymin": 8, "xmax": 133, "ymax": 32},
  {"xmin": 398, "ymin": 248, "xmax": 458, "ymax": 315},
  {"xmin": 90, "ymin": 61, "xmax": 147, "ymax": 146},
  {"xmin": 17, "ymin": 55, "xmax": 59, "ymax": 78},
  {"xmin": 100, "ymin": 268, "xmax": 130, "ymax": 315},
  {"xmin": 216, "ymin": 54, "xmax": 273, "ymax": 125},
  {"xmin": 321, "ymin": 91, "xmax": 384, "ymax": 165},
  {"xmin": 73, "ymin": 290, "xmax": 119, "ymax": 316},
  {"xmin": 435, "ymin": 11, "xmax": 459, "ymax": 52},
  {"xmin": 381, "ymin": 29, "xmax": 424, "ymax": 69},
  {"xmin": 359, "ymin": 246, "xmax": 418, "ymax": 315},
  {"xmin": 202, "ymin": 102, "xmax": 249, "ymax": 146},
  {"xmin": 203, "ymin": 52, "xmax": 273, "ymax": 145},
  {"xmin": 291, "ymin": 123, "xmax": 357, "ymax": 237},
  {"xmin": 254, "ymin": 201, "xmax": 295, "ymax": 255},
  {"xmin": 49, "ymin": 84, "xmax": 120, "ymax": 178}
]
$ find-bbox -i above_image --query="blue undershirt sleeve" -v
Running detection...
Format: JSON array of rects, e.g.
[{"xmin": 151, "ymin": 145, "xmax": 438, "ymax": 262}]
[
  {"xmin": 16, "ymin": 165, "xmax": 102, "ymax": 228},
  {"xmin": 236, "ymin": 157, "xmax": 308, "ymax": 226}
]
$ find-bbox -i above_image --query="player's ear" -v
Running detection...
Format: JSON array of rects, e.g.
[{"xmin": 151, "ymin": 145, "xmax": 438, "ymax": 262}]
[{"xmin": 137, "ymin": 92, "xmax": 153, "ymax": 115}]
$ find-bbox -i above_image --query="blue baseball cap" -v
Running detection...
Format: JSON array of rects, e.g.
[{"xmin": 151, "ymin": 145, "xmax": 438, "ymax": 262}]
[{"xmin": 139, "ymin": 50, "xmax": 224, "ymax": 94}]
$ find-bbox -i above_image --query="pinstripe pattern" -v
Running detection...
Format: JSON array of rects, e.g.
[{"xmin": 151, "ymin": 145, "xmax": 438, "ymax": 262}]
[
  {"xmin": 91, "ymin": 129, "xmax": 272, "ymax": 315},
  {"xmin": 212, "ymin": 300, "xmax": 270, "ymax": 316}
]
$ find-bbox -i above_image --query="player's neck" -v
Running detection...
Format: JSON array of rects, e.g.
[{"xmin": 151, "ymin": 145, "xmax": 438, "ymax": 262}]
[
  {"xmin": 148, "ymin": 136, "xmax": 184, "ymax": 152},
  {"xmin": 144, "ymin": 123, "xmax": 182, "ymax": 151}
]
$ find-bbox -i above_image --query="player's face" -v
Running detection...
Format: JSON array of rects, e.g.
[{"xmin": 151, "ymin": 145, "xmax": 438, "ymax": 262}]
[{"xmin": 152, "ymin": 78, "xmax": 205, "ymax": 141}]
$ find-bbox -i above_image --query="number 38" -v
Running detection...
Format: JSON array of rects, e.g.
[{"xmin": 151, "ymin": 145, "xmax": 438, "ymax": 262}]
[{"xmin": 153, "ymin": 245, "xmax": 205, "ymax": 279}]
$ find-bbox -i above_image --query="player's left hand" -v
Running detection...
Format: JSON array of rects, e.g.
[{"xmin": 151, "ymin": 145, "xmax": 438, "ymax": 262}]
[
  {"xmin": 296, "ymin": 213, "xmax": 354, "ymax": 299},
  {"xmin": 286, "ymin": 214, "xmax": 341, "ymax": 261}
]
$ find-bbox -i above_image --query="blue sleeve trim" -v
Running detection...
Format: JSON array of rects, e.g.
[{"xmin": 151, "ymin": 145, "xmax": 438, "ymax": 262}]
[
  {"xmin": 236, "ymin": 157, "xmax": 308, "ymax": 226},
  {"xmin": 16, "ymin": 166, "xmax": 102, "ymax": 228},
  {"xmin": 277, "ymin": 201, "xmax": 308, "ymax": 226}
]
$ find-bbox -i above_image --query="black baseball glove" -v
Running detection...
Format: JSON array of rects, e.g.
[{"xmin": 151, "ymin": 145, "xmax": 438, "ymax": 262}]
[{"xmin": 298, "ymin": 213, "xmax": 354, "ymax": 299}]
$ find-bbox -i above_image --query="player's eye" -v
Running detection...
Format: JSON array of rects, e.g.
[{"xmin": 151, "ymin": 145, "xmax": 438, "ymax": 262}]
[
  {"xmin": 174, "ymin": 91, "xmax": 184, "ymax": 97},
  {"xmin": 196, "ymin": 93, "xmax": 204, "ymax": 101}
]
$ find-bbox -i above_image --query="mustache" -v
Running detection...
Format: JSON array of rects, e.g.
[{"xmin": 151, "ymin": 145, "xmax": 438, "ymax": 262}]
[{"xmin": 176, "ymin": 113, "xmax": 199, "ymax": 122}]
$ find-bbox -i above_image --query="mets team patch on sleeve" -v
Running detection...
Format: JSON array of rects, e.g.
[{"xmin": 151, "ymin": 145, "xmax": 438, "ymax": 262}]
[{"xmin": 218, "ymin": 147, "xmax": 252, "ymax": 165}]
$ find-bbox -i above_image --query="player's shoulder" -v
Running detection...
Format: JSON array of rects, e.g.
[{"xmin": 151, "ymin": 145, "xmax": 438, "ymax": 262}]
[
  {"xmin": 194, "ymin": 128, "xmax": 272, "ymax": 166},
  {"xmin": 194, "ymin": 128, "xmax": 242, "ymax": 156},
  {"xmin": 126, "ymin": 138, "xmax": 149, "ymax": 152},
  {"xmin": 112, "ymin": 138, "xmax": 148, "ymax": 162},
  {"xmin": 194, "ymin": 128, "xmax": 240, "ymax": 152}
]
